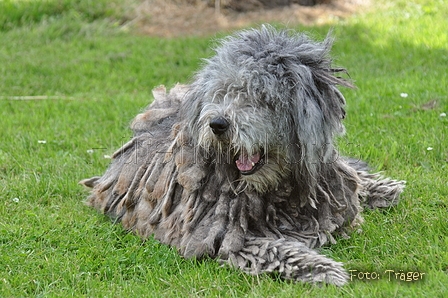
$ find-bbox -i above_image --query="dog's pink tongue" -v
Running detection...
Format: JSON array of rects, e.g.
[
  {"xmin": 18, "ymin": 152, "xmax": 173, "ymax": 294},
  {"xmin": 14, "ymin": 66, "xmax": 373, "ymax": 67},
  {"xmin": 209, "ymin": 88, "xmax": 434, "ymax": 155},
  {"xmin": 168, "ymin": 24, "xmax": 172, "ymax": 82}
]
[{"xmin": 236, "ymin": 152, "xmax": 260, "ymax": 172}]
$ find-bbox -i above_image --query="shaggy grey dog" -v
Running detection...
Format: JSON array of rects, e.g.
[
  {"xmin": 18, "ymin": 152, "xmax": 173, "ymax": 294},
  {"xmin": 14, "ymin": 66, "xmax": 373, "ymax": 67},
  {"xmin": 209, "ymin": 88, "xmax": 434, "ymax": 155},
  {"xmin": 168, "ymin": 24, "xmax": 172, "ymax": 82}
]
[{"xmin": 81, "ymin": 25, "xmax": 405, "ymax": 286}]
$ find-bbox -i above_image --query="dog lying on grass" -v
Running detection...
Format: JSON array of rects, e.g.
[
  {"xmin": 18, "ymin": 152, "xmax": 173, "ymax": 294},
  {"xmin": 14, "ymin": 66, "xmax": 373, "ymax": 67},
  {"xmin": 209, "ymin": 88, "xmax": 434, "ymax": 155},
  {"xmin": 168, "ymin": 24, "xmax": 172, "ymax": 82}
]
[{"xmin": 81, "ymin": 25, "xmax": 405, "ymax": 285}]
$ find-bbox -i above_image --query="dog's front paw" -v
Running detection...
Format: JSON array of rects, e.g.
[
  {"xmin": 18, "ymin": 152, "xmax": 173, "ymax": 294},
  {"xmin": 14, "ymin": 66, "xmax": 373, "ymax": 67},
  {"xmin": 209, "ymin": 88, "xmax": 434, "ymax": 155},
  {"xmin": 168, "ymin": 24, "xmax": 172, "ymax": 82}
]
[
  {"xmin": 293, "ymin": 257, "xmax": 348, "ymax": 286},
  {"xmin": 226, "ymin": 238, "xmax": 349, "ymax": 286}
]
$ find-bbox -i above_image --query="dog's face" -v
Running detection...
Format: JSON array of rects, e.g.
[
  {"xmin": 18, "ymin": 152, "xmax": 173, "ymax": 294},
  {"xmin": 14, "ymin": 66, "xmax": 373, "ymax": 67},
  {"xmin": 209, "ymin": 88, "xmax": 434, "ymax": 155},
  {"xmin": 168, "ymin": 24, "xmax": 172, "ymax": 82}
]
[
  {"xmin": 194, "ymin": 87, "xmax": 293, "ymax": 192},
  {"xmin": 182, "ymin": 26, "xmax": 351, "ymax": 193}
]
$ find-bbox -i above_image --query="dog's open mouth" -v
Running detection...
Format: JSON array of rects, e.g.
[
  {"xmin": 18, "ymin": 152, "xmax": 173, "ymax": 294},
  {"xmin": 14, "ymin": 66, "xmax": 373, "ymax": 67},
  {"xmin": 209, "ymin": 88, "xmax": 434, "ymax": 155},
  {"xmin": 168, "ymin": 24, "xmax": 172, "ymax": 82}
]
[{"xmin": 235, "ymin": 150, "xmax": 264, "ymax": 175}]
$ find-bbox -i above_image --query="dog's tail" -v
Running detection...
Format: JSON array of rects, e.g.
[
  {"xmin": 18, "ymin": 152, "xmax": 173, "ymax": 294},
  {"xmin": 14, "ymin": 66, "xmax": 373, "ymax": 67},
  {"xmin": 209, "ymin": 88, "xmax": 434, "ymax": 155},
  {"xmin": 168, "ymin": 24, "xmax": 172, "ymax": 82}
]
[{"xmin": 223, "ymin": 237, "xmax": 348, "ymax": 286}]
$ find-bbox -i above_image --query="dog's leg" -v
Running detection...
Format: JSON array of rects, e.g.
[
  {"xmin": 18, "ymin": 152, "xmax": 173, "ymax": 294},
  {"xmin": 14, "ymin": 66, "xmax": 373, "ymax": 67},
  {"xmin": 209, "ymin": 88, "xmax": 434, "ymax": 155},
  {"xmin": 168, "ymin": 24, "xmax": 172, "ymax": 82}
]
[
  {"xmin": 344, "ymin": 158, "xmax": 405, "ymax": 209},
  {"xmin": 357, "ymin": 171, "xmax": 406, "ymax": 209},
  {"xmin": 224, "ymin": 237, "xmax": 348, "ymax": 286}
]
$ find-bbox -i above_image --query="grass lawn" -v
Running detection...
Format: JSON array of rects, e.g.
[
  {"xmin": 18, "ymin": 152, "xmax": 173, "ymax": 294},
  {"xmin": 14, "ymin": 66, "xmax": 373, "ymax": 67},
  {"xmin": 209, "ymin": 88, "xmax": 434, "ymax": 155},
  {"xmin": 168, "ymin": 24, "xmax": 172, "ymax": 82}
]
[{"xmin": 0, "ymin": 0, "xmax": 447, "ymax": 296}]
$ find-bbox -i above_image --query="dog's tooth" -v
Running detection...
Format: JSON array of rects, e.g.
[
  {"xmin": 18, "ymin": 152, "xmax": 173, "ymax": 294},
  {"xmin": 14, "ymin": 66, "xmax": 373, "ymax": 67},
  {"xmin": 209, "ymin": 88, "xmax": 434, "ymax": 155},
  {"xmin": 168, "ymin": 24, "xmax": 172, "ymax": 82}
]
[{"xmin": 251, "ymin": 162, "xmax": 255, "ymax": 167}]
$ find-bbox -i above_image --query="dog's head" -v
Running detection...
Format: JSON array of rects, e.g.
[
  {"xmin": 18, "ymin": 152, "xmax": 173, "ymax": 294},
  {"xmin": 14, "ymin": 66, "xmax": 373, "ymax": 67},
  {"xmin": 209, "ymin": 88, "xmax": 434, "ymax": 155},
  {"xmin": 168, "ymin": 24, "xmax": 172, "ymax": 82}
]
[{"xmin": 182, "ymin": 25, "xmax": 353, "ymax": 193}]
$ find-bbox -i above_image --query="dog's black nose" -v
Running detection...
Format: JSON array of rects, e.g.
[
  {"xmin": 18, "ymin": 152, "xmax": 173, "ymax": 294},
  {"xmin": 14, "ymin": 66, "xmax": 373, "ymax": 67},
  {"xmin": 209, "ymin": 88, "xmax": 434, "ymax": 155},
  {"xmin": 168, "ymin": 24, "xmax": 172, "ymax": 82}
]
[{"xmin": 209, "ymin": 117, "xmax": 229, "ymax": 135}]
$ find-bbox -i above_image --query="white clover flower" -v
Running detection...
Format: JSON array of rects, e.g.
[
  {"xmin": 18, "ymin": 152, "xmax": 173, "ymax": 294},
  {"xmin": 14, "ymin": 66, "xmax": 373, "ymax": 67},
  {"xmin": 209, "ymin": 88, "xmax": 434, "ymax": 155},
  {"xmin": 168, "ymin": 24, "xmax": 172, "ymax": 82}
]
[
  {"xmin": 426, "ymin": 147, "xmax": 433, "ymax": 151},
  {"xmin": 12, "ymin": 197, "xmax": 19, "ymax": 203},
  {"xmin": 38, "ymin": 140, "xmax": 47, "ymax": 144},
  {"xmin": 440, "ymin": 112, "xmax": 446, "ymax": 117},
  {"xmin": 104, "ymin": 155, "xmax": 111, "ymax": 159},
  {"xmin": 400, "ymin": 93, "xmax": 408, "ymax": 98},
  {"xmin": 87, "ymin": 149, "xmax": 94, "ymax": 154}
]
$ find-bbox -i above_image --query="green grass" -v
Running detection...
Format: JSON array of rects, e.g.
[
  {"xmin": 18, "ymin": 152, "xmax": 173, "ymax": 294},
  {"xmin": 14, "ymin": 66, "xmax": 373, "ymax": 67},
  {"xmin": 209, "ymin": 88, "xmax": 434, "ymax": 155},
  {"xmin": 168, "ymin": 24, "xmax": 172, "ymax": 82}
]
[{"xmin": 0, "ymin": 0, "xmax": 447, "ymax": 296}]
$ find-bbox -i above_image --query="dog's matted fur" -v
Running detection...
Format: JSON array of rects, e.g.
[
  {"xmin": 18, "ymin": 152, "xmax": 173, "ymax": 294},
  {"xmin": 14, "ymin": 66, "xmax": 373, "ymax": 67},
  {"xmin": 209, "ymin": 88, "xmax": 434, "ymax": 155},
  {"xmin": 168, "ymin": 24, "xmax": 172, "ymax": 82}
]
[{"xmin": 81, "ymin": 25, "xmax": 405, "ymax": 286}]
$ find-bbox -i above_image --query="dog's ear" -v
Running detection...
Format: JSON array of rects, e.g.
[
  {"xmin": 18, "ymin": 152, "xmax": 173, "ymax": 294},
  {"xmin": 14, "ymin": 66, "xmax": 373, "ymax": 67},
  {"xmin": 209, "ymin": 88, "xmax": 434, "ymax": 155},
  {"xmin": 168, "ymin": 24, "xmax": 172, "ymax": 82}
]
[
  {"xmin": 288, "ymin": 33, "xmax": 354, "ymax": 186},
  {"xmin": 313, "ymin": 65, "xmax": 354, "ymax": 120},
  {"xmin": 293, "ymin": 32, "xmax": 353, "ymax": 132},
  {"xmin": 180, "ymin": 84, "xmax": 205, "ymax": 138}
]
